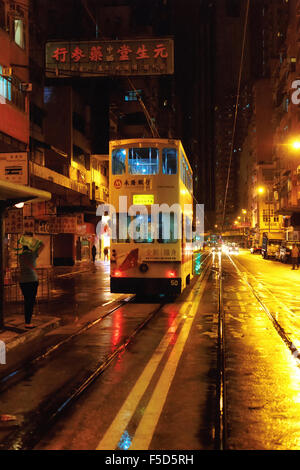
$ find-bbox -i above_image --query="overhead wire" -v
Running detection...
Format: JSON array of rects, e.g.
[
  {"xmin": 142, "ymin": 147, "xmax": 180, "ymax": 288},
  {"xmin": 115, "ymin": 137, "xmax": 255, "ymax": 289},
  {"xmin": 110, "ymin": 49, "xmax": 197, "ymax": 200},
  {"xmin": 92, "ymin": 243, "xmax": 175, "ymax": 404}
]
[
  {"xmin": 79, "ymin": 0, "xmax": 160, "ymax": 138},
  {"xmin": 221, "ymin": 0, "xmax": 250, "ymax": 233}
]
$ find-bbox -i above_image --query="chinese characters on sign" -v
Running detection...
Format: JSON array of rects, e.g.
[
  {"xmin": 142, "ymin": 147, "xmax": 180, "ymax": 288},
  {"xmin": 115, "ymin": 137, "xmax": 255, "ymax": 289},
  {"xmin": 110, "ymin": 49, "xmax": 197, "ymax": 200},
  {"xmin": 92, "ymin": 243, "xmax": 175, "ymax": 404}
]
[
  {"xmin": 144, "ymin": 247, "xmax": 177, "ymax": 261},
  {"xmin": 5, "ymin": 209, "xmax": 23, "ymax": 234},
  {"xmin": 0, "ymin": 153, "xmax": 28, "ymax": 185},
  {"xmin": 46, "ymin": 38, "xmax": 174, "ymax": 77},
  {"xmin": 113, "ymin": 178, "xmax": 152, "ymax": 190}
]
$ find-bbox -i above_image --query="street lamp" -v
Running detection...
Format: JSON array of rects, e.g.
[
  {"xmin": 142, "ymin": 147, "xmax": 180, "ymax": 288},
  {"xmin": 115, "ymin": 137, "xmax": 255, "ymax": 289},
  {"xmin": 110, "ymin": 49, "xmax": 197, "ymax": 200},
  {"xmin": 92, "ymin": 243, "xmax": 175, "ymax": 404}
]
[
  {"xmin": 257, "ymin": 186, "xmax": 265, "ymax": 195},
  {"xmin": 290, "ymin": 139, "xmax": 300, "ymax": 151},
  {"xmin": 257, "ymin": 186, "xmax": 271, "ymax": 234}
]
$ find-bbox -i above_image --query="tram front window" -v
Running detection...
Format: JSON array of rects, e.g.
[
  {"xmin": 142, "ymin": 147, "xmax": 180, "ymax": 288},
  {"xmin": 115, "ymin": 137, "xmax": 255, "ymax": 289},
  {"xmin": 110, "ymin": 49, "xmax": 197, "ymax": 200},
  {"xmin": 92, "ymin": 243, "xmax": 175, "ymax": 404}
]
[
  {"xmin": 112, "ymin": 149, "xmax": 126, "ymax": 175},
  {"xmin": 128, "ymin": 147, "xmax": 159, "ymax": 175}
]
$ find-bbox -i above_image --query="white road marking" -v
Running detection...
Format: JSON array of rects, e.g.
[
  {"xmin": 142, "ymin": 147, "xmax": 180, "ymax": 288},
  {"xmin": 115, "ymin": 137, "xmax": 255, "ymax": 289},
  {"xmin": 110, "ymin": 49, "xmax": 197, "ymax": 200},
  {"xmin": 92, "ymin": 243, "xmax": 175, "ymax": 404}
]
[{"xmin": 96, "ymin": 265, "xmax": 211, "ymax": 451}]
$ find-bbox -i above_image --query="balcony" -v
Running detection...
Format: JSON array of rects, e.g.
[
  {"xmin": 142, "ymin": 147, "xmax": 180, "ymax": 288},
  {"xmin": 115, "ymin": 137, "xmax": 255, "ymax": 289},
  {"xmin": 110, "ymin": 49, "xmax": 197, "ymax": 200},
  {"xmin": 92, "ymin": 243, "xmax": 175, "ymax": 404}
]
[{"xmin": 29, "ymin": 162, "xmax": 89, "ymax": 197}]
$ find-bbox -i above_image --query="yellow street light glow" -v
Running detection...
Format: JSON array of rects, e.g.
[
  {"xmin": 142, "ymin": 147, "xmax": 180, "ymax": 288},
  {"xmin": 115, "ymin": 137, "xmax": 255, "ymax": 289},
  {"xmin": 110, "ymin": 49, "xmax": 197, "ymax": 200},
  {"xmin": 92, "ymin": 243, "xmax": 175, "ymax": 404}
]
[
  {"xmin": 242, "ymin": 209, "xmax": 247, "ymax": 214},
  {"xmin": 291, "ymin": 140, "xmax": 300, "ymax": 151},
  {"xmin": 258, "ymin": 186, "xmax": 265, "ymax": 194}
]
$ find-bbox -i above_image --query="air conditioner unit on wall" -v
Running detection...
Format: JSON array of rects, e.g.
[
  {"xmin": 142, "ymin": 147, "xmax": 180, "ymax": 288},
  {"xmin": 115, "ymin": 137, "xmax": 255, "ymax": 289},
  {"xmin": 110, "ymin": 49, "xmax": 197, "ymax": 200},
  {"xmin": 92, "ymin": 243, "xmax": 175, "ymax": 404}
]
[{"xmin": 20, "ymin": 83, "xmax": 32, "ymax": 92}]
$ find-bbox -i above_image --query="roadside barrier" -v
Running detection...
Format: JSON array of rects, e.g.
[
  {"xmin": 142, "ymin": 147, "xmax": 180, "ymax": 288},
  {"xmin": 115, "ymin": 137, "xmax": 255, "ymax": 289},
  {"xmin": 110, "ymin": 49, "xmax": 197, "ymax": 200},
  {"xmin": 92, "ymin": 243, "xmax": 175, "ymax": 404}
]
[{"xmin": 3, "ymin": 268, "xmax": 53, "ymax": 315}]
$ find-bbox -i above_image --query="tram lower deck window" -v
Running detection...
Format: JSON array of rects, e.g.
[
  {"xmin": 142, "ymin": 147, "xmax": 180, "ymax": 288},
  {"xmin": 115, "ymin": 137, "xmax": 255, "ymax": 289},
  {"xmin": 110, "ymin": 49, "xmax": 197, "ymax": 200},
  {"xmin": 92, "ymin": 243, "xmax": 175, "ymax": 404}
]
[
  {"xmin": 158, "ymin": 213, "xmax": 180, "ymax": 243},
  {"xmin": 128, "ymin": 147, "xmax": 159, "ymax": 175}
]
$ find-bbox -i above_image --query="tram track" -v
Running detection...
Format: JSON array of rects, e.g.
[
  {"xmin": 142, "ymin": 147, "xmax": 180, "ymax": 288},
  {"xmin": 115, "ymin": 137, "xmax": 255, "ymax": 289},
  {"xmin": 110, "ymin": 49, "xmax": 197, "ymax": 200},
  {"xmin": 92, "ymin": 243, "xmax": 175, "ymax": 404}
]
[
  {"xmin": 210, "ymin": 250, "xmax": 300, "ymax": 451},
  {"xmin": 227, "ymin": 254, "xmax": 300, "ymax": 362},
  {"xmin": 213, "ymin": 253, "xmax": 227, "ymax": 451},
  {"xmin": 0, "ymin": 296, "xmax": 135, "ymax": 393},
  {"xmin": 0, "ymin": 254, "xmax": 212, "ymax": 451},
  {"xmin": 0, "ymin": 299, "xmax": 168, "ymax": 450}
]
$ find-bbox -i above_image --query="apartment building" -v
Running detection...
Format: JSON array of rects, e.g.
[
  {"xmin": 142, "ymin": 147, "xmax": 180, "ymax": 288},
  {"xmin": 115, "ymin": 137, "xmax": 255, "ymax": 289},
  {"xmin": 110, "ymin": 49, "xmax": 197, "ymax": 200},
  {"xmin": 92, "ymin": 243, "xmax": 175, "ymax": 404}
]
[
  {"xmin": 0, "ymin": 0, "xmax": 29, "ymax": 165},
  {"xmin": 271, "ymin": 0, "xmax": 300, "ymax": 242},
  {"xmin": 0, "ymin": 0, "xmax": 109, "ymax": 267},
  {"xmin": 237, "ymin": 0, "xmax": 289, "ymax": 245},
  {"xmin": 0, "ymin": 0, "xmax": 31, "ymax": 268}
]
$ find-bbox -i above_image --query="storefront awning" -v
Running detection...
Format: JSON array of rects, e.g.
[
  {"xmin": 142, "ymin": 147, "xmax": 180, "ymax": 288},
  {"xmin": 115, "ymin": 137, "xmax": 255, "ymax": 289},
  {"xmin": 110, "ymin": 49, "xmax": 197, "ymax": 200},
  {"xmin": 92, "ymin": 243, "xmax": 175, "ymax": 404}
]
[{"xmin": 0, "ymin": 180, "xmax": 51, "ymax": 207}]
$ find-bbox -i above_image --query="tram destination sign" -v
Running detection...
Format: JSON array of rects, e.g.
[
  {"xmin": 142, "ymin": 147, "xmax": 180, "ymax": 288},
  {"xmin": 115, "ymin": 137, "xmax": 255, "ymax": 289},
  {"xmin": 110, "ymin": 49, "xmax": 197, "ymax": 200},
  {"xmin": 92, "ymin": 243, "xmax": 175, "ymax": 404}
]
[{"xmin": 45, "ymin": 38, "xmax": 174, "ymax": 78}]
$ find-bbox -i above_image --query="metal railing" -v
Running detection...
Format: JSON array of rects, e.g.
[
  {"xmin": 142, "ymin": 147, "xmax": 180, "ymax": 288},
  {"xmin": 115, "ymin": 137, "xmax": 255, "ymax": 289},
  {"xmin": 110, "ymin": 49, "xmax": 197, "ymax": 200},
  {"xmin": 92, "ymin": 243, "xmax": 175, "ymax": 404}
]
[{"xmin": 4, "ymin": 268, "xmax": 53, "ymax": 305}]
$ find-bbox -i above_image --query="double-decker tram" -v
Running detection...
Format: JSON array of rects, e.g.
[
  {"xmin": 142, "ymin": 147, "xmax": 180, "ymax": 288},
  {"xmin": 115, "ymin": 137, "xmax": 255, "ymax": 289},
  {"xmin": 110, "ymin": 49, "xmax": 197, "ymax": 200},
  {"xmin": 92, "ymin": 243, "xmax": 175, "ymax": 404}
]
[{"xmin": 109, "ymin": 138, "xmax": 194, "ymax": 297}]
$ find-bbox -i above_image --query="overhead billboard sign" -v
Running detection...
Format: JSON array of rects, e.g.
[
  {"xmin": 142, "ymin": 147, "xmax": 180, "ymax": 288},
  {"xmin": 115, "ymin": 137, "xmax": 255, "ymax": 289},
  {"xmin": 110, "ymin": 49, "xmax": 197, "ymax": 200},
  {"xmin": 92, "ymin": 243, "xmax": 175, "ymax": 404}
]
[{"xmin": 45, "ymin": 38, "xmax": 174, "ymax": 77}]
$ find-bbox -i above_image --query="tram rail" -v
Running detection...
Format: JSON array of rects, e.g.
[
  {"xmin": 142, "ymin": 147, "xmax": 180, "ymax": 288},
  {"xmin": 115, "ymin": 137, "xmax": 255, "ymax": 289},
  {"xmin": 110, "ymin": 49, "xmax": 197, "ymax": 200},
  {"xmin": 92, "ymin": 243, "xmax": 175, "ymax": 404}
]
[
  {"xmin": 227, "ymin": 254, "xmax": 300, "ymax": 362},
  {"xmin": 0, "ymin": 253, "xmax": 212, "ymax": 450},
  {"xmin": 0, "ymin": 299, "xmax": 167, "ymax": 450}
]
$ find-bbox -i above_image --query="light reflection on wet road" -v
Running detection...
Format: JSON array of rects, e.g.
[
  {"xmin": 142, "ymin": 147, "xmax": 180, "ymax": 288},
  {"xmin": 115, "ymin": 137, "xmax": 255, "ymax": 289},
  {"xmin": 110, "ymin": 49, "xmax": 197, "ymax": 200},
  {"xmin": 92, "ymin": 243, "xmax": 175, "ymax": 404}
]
[
  {"xmin": 222, "ymin": 252, "xmax": 300, "ymax": 450},
  {"xmin": 33, "ymin": 252, "xmax": 300, "ymax": 450},
  {"xmin": 3, "ymin": 252, "xmax": 300, "ymax": 450},
  {"xmin": 40, "ymin": 262, "xmax": 119, "ymax": 322}
]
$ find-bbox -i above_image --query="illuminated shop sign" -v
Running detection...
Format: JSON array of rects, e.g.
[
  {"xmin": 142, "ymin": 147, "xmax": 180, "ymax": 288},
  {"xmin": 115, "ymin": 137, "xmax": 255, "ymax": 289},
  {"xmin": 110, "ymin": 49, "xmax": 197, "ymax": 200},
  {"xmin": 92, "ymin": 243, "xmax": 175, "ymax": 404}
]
[
  {"xmin": 133, "ymin": 194, "xmax": 154, "ymax": 205},
  {"xmin": 45, "ymin": 38, "xmax": 174, "ymax": 77}
]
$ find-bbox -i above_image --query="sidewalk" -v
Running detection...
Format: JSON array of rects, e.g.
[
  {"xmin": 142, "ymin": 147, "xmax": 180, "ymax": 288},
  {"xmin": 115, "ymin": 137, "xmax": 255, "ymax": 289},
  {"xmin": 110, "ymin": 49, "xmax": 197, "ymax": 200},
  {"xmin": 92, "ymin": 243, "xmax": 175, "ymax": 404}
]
[
  {"xmin": 0, "ymin": 315, "xmax": 61, "ymax": 352},
  {"xmin": 0, "ymin": 260, "xmax": 113, "ymax": 383},
  {"xmin": 0, "ymin": 313, "xmax": 62, "ymax": 390}
]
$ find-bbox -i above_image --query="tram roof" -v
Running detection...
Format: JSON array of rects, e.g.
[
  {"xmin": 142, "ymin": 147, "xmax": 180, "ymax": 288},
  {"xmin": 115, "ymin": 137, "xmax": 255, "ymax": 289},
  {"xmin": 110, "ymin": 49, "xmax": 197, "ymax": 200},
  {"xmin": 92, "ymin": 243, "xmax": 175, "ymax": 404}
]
[{"xmin": 109, "ymin": 138, "xmax": 182, "ymax": 147}]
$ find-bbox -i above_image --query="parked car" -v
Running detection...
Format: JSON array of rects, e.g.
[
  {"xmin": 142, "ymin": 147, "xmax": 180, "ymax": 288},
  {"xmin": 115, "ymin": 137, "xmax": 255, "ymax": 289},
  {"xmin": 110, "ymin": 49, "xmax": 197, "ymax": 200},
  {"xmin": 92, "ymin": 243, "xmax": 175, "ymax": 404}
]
[
  {"xmin": 279, "ymin": 242, "xmax": 300, "ymax": 263},
  {"xmin": 250, "ymin": 245, "xmax": 261, "ymax": 254},
  {"xmin": 262, "ymin": 234, "xmax": 284, "ymax": 259}
]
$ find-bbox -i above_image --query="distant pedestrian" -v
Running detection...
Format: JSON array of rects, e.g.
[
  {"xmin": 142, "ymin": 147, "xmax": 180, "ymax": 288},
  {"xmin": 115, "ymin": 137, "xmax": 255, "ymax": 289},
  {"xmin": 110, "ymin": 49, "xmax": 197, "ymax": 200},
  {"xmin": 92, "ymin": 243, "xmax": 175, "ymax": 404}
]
[
  {"xmin": 103, "ymin": 247, "xmax": 109, "ymax": 261},
  {"xmin": 19, "ymin": 242, "xmax": 44, "ymax": 328},
  {"xmin": 92, "ymin": 245, "xmax": 97, "ymax": 262},
  {"xmin": 291, "ymin": 244, "xmax": 299, "ymax": 270}
]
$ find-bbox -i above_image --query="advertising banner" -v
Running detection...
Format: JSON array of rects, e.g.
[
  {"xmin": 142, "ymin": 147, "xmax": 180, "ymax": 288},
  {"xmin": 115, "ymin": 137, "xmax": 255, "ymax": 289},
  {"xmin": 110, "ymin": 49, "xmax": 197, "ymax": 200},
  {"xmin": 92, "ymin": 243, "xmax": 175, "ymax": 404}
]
[{"xmin": 46, "ymin": 38, "xmax": 174, "ymax": 77}]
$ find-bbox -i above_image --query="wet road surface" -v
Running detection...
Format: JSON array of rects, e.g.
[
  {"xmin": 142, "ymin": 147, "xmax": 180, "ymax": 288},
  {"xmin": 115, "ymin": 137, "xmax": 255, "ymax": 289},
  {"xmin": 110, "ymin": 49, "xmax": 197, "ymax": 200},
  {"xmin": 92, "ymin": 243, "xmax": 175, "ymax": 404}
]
[
  {"xmin": 35, "ymin": 259, "xmax": 218, "ymax": 451},
  {"xmin": 1, "ymin": 251, "xmax": 300, "ymax": 450}
]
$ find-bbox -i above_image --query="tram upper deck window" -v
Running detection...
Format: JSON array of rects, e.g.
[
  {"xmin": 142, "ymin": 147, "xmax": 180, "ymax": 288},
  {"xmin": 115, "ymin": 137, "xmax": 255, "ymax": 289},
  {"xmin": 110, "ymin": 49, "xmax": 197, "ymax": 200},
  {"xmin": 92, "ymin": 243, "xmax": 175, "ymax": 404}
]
[
  {"xmin": 128, "ymin": 147, "xmax": 159, "ymax": 175},
  {"xmin": 112, "ymin": 149, "xmax": 126, "ymax": 175},
  {"xmin": 162, "ymin": 148, "xmax": 177, "ymax": 175}
]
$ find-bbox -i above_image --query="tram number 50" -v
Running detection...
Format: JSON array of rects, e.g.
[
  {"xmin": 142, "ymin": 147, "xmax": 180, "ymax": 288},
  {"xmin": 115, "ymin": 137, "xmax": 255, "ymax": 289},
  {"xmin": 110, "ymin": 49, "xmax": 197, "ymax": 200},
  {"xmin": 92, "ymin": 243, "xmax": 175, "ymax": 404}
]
[{"xmin": 170, "ymin": 279, "xmax": 178, "ymax": 286}]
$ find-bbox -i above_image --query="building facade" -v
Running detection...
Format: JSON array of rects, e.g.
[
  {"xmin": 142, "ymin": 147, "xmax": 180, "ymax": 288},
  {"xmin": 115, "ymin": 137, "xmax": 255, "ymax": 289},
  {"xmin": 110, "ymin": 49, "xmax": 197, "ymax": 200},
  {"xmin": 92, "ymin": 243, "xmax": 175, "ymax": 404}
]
[
  {"xmin": 1, "ymin": 0, "xmax": 110, "ymax": 268},
  {"xmin": 235, "ymin": 0, "xmax": 290, "ymax": 245}
]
